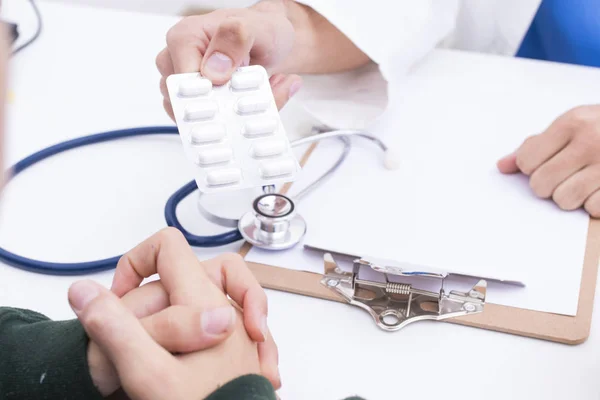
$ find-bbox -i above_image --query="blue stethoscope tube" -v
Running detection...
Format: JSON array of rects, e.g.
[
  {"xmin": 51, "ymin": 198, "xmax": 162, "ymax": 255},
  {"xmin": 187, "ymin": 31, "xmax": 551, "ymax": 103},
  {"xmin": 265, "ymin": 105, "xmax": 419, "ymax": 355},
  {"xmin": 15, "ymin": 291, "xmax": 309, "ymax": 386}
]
[{"xmin": 0, "ymin": 126, "xmax": 242, "ymax": 275}]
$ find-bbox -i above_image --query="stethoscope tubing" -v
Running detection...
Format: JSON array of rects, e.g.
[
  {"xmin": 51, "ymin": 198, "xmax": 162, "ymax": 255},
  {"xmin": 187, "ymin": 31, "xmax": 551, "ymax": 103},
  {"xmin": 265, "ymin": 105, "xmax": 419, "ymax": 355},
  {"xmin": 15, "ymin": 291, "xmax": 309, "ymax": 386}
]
[
  {"xmin": 0, "ymin": 127, "xmax": 180, "ymax": 274},
  {"xmin": 0, "ymin": 125, "xmax": 371, "ymax": 275}
]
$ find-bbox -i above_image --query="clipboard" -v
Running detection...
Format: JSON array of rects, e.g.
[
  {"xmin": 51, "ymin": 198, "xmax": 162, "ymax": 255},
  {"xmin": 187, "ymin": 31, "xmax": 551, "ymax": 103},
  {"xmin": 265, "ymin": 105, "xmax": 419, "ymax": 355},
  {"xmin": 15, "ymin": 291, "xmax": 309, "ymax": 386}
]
[{"xmin": 239, "ymin": 143, "xmax": 600, "ymax": 345}]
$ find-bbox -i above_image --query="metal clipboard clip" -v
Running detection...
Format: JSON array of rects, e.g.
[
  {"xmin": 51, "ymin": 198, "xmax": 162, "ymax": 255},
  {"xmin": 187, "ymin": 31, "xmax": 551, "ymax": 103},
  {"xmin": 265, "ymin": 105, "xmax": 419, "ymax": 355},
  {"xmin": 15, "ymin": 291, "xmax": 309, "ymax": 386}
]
[{"xmin": 319, "ymin": 253, "xmax": 487, "ymax": 331}]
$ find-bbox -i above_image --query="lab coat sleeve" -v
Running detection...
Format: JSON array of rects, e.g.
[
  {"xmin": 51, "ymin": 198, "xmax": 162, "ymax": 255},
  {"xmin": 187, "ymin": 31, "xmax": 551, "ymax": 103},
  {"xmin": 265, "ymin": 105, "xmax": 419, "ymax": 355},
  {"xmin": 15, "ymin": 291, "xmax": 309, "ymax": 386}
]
[{"xmin": 294, "ymin": 0, "xmax": 462, "ymax": 80}]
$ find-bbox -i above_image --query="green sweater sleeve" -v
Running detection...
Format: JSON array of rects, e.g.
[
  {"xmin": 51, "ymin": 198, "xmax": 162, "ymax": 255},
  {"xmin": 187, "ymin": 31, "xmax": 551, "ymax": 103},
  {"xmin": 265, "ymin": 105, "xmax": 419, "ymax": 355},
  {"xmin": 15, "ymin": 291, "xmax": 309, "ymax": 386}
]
[
  {"xmin": 0, "ymin": 307, "xmax": 364, "ymax": 400},
  {"xmin": 0, "ymin": 307, "xmax": 104, "ymax": 399}
]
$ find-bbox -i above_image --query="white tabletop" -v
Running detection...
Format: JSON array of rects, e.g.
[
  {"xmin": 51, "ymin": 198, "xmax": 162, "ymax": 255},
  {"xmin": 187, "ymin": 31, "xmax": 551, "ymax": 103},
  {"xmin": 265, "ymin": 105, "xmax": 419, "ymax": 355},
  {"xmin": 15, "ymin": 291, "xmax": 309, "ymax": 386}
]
[{"xmin": 0, "ymin": 2, "xmax": 598, "ymax": 400}]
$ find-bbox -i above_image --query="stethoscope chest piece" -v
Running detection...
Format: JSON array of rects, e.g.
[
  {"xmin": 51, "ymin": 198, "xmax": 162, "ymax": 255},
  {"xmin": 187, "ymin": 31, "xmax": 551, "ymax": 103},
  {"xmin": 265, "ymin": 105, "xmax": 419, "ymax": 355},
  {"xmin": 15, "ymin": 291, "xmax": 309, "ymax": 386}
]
[{"xmin": 238, "ymin": 193, "xmax": 306, "ymax": 250}]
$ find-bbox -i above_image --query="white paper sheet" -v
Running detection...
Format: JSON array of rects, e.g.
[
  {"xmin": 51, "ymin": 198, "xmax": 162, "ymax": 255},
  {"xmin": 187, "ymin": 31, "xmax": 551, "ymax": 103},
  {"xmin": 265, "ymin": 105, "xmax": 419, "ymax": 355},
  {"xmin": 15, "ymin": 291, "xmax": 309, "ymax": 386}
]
[{"xmin": 247, "ymin": 49, "xmax": 598, "ymax": 316}]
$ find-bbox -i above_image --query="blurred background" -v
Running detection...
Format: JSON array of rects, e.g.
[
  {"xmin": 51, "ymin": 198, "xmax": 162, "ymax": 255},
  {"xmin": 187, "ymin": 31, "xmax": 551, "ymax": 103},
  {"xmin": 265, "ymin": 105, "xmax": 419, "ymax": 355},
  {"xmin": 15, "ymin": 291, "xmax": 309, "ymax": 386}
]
[{"xmin": 43, "ymin": 0, "xmax": 257, "ymax": 15}]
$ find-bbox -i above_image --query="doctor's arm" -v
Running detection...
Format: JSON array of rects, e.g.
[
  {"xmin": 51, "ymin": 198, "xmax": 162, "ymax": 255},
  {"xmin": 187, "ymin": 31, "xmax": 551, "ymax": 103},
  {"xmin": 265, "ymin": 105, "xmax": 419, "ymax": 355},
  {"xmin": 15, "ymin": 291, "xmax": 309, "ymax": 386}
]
[{"xmin": 157, "ymin": 0, "xmax": 371, "ymax": 119}]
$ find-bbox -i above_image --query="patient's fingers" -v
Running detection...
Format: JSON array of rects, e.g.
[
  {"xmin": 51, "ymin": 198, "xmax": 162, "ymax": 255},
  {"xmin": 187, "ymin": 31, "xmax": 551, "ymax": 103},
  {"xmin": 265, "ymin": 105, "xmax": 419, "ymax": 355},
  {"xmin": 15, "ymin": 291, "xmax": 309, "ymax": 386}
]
[
  {"xmin": 140, "ymin": 304, "xmax": 236, "ymax": 353},
  {"xmin": 202, "ymin": 253, "xmax": 268, "ymax": 343},
  {"xmin": 121, "ymin": 280, "xmax": 169, "ymax": 318},
  {"xmin": 258, "ymin": 328, "xmax": 281, "ymax": 390},
  {"xmin": 112, "ymin": 228, "xmax": 227, "ymax": 310},
  {"xmin": 69, "ymin": 280, "xmax": 183, "ymax": 400}
]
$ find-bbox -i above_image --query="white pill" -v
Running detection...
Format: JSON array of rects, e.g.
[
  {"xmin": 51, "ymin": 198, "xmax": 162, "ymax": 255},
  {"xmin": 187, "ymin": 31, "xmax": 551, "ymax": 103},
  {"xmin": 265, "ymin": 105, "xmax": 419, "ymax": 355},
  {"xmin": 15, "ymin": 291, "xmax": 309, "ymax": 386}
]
[
  {"xmin": 197, "ymin": 147, "xmax": 233, "ymax": 165},
  {"xmin": 252, "ymin": 139, "xmax": 286, "ymax": 158},
  {"xmin": 243, "ymin": 118, "xmax": 277, "ymax": 137},
  {"xmin": 190, "ymin": 124, "xmax": 225, "ymax": 144},
  {"xmin": 178, "ymin": 78, "xmax": 212, "ymax": 97},
  {"xmin": 207, "ymin": 168, "xmax": 241, "ymax": 186},
  {"xmin": 236, "ymin": 95, "xmax": 270, "ymax": 115},
  {"xmin": 231, "ymin": 71, "xmax": 262, "ymax": 90},
  {"xmin": 184, "ymin": 101, "xmax": 217, "ymax": 121},
  {"xmin": 260, "ymin": 158, "xmax": 296, "ymax": 179}
]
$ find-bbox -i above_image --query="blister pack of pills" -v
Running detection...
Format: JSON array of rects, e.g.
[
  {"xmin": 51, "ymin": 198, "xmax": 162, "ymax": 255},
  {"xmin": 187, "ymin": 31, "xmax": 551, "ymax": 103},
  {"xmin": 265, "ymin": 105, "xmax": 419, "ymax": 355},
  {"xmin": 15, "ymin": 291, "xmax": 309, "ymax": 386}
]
[{"xmin": 166, "ymin": 65, "xmax": 301, "ymax": 194}]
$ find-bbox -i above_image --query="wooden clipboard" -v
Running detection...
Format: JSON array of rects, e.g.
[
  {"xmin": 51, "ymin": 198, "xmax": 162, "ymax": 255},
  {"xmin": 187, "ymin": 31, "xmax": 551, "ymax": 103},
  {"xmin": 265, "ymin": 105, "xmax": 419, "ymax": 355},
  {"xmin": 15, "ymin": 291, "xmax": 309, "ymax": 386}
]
[{"xmin": 240, "ymin": 143, "xmax": 600, "ymax": 345}]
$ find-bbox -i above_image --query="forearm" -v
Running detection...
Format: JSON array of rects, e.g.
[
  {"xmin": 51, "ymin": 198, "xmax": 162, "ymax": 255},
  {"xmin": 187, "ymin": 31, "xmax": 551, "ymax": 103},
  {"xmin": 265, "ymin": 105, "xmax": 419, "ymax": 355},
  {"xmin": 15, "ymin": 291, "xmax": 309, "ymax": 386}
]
[
  {"xmin": 252, "ymin": 0, "xmax": 371, "ymax": 74},
  {"xmin": 0, "ymin": 307, "xmax": 103, "ymax": 400}
]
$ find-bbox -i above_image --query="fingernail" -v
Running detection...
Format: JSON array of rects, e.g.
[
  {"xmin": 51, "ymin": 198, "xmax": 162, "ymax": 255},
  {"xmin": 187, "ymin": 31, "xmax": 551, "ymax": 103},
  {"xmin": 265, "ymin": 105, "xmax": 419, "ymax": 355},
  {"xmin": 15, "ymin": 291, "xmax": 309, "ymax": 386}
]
[
  {"xmin": 204, "ymin": 52, "xmax": 233, "ymax": 78},
  {"xmin": 70, "ymin": 280, "xmax": 100, "ymax": 313},
  {"xmin": 289, "ymin": 80, "xmax": 302, "ymax": 98},
  {"xmin": 260, "ymin": 315, "xmax": 268, "ymax": 342},
  {"xmin": 202, "ymin": 306, "xmax": 236, "ymax": 335}
]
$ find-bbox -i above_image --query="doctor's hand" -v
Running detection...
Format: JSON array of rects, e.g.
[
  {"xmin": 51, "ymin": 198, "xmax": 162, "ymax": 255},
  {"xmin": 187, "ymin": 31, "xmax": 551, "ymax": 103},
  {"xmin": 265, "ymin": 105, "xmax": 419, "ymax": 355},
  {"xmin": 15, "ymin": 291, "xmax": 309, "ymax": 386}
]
[
  {"xmin": 156, "ymin": 0, "xmax": 371, "ymax": 121},
  {"xmin": 497, "ymin": 105, "xmax": 600, "ymax": 218},
  {"xmin": 156, "ymin": 1, "xmax": 302, "ymax": 120}
]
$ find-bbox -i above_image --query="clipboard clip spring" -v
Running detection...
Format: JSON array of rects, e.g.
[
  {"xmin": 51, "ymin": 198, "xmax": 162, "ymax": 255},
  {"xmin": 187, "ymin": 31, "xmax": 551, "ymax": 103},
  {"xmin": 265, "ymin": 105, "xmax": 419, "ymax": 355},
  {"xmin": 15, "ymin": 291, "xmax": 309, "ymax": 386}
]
[{"xmin": 320, "ymin": 253, "xmax": 487, "ymax": 331}]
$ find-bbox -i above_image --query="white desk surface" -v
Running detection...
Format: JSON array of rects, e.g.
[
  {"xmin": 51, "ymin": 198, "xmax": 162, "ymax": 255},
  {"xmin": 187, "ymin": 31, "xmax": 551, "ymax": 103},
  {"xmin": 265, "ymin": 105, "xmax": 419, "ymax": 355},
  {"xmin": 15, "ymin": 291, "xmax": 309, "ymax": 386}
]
[{"xmin": 0, "ymin": 2, "xmax": 598, "ymax": 400}]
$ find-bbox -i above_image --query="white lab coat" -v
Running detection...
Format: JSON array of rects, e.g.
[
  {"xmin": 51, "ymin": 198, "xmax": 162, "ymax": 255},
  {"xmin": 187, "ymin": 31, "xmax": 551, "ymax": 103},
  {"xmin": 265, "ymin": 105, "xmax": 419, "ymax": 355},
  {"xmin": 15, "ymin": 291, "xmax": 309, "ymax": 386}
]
[
  {"xmin": 296, "ymin": 0, "xmax": 542, "ymax": 80},
  {"xmin": 291, "ymin": 0, "xmax": 542, "ymax": 129}
]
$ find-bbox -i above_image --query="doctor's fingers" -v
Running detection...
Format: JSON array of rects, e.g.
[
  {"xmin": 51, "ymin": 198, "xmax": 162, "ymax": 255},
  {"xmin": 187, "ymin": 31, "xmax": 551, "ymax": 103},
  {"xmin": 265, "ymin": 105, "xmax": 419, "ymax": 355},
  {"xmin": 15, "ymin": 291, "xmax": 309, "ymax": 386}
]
[
  {"xmin": 552, "ymin": 165, "xmax": 600, "ymax": 216},
  {"xmin": 270, "ymin": 73, "xmax": 303, "ymax": 110},
  {"xmin": 527, "ymin": 145, "xmax": 586, "ymax": 199},
  {"xmin": 69, "ymin": 280, "xmax": 185, "ymax": 400},
  {"xmin": 201, "ymin": 253, "xmax": 269, "ymax": 343},
  {"xmin": 156, "ymin": 48, "xmax": 175, "ymax": 121},
  {"xmin": 200, "ymin": 17, "xmax": 254, "ymax": 85},
  {"xmin": 498, "ymin": 118, "xmax": 574, "ymax": 175},
  {"xmin": 111, "ymin": 227, "xmax": 230, "ymax": 309},
  {"xmin": 514, "ymin": 116, "xmax": 576, "ymax": 176},
  {"xmin": 165, "ymin": 15, "xmax": 210, "ymax": 73}
]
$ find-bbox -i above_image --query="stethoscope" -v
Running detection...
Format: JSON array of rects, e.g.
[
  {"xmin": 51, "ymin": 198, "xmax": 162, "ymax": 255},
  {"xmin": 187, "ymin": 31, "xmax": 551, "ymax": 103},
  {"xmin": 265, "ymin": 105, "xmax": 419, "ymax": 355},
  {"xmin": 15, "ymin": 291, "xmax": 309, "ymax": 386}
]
[{"xmin": 0, "ymin": 126, "xmax": 392, "ymax": 275}]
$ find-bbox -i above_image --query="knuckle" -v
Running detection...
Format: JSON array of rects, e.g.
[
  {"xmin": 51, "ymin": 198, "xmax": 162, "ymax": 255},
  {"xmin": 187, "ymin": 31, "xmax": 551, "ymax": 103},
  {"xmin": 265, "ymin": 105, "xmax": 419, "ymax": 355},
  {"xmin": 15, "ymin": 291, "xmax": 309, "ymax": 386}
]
[
  {"xmin": 572, "ymin": 131, "xmax": 600, "ymax": 161},
  {"xmin": 157, "ymin": 227, "xmax": 185, "ymax": 245},
  {"xmin": 515, "ymin": 154, "xmax": 533, "ymax": 175},
  {"xmin": 529, "ymin": 176, "xmax": 549, "ymax": 198},
  {"xmin": 83, "ymin": 311, "xmax": 105, "ymax": 333},
  {"xmin": 221, "ymin": 252, "xmax": 245, "ymax": 265},
  {"xmin": 553, "ymin": 191, "xmax": 574, "ymax": 211},
  {"xmin": 563, "ymin": 106, "xmax": 596, "ymax": 132},
  {"xmin": 553, "ymin": 186, "xmax": 581, "ymax": 211},
  {"xmin": 158, "ymin": 309, "xmax": 183, "ymax": 340},
  {"xmin": 217, "ymin": 17, "xmax": 251, "ymax": 44},
  {"xmin": 568, "ymin": 106, "xmax": 594, "ymax": 123},
  {"xmin": 155, "ymin": 52, "xmax": 163, "ymax": 71},
  {"xmin": 570, "ymin": 138, "xmax": 590, "ymax": 155},
  {"xmin": 81, "ymin": 298, "xmax": 112, "ymax": 334},
  {"xmin": 165, "ymin": 24, "xmax": 185, "ymax": 47}
]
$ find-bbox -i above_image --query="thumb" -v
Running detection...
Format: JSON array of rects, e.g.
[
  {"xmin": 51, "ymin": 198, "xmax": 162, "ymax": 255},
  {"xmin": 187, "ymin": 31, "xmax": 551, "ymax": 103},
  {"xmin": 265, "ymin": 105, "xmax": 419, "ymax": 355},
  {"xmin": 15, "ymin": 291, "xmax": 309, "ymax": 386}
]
[
  {"xmin": 69, "ymin": 280, "xmax": 181, "ymax": 400},
  {"xmin": 201, "ymin": 18, "xmax": 254, "ymax": 84},
  {"xmin": 497, "ymin": 151, "xmax": 520, "ymax": 174}
]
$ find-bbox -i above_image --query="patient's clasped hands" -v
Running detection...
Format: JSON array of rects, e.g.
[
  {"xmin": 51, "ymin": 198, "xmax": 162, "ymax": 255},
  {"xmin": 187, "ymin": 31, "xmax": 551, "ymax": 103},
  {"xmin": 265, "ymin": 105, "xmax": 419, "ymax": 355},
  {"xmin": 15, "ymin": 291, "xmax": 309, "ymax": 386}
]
[{"xmin": 69, "ymin": 228, "xmax": 279, "ymax": 399}]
